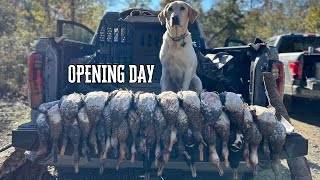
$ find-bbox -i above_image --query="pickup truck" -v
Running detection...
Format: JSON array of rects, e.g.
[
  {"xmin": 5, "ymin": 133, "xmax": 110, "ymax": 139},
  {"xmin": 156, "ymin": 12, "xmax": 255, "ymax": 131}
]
[
  {"xmin": 12, "ymin": 9, "xmax": 309, "ymax": 179},
  {"xmin": 266, "ymin": 34, "xmax": 320, "ymax": 112}
]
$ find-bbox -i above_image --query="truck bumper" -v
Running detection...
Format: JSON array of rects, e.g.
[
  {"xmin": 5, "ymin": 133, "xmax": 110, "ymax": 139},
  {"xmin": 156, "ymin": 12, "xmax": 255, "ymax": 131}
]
[
  {"xmin": 13, "ymin": 122, "xmax": 308, "ymax": 171},
  {"xmin": 285, "ymin": 85, "xmax": 320, "ymax": 99}
]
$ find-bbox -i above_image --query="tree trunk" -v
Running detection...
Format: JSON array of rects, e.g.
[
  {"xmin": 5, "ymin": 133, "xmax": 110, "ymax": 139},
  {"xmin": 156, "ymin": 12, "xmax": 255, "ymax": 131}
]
[
  {"xmin": 44, "ymin": 0, "xmax": 51, "ymax": 24},
  {"xmin": 70, "ymin": 0, "xmax": 76, "ymax": 21}
]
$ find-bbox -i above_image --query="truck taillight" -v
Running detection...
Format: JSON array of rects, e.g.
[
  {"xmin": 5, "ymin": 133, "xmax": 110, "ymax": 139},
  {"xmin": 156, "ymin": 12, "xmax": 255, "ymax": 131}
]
[
  {"xmin": 29, "ymin": 53, "xmax": 44, "ymax": 109},
  {"xmin": 289, "ymin": 60, "xmax": 303, "ymax": 80},
  {"xmin": 272, "ymin": 62, "xmax": 284, "ymax": 98}
]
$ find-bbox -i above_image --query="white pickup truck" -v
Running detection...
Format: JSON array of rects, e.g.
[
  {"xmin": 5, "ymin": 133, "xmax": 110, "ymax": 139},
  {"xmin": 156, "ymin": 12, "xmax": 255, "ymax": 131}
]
[{"xmin": 266, "ymin": 34, "xmax": 320, "ymax": 111}]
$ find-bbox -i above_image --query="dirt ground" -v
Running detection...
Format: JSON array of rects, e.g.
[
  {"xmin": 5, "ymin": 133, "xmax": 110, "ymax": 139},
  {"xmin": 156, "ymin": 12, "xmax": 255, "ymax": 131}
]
[
  {"xmin": 0, "ymin": 99, "xmax": 30, "ymax": 168},
  {"xmin": 0, "ymin": 98, "xmax": 319, "ymax": 179}
]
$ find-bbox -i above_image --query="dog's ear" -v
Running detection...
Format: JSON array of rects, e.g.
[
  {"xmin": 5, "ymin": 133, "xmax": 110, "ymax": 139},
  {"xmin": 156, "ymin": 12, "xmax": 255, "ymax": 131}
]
[
  {"xmin": 187, "ymin": 3, "xmax": 198, "ymax": 24},
  {"xmin": 158, "ymin": 4, "xmax": 169, "ymax": 25}
]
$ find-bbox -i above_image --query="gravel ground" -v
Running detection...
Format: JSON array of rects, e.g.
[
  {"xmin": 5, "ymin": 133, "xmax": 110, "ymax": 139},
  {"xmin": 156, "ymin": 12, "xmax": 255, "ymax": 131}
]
[
  {"xmin": 0, "ymin": 99, "xmax": 30, "ymax": 167},
  {"xmin": 0, "ymin": 98, "xmax": 319, "ymax": 179}
]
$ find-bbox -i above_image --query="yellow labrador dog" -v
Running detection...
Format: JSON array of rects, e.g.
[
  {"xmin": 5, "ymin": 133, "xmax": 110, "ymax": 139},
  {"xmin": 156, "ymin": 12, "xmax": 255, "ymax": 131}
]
[{"xmin": 158, "ymin": 1, "xmax": 202, "ymax": 93}]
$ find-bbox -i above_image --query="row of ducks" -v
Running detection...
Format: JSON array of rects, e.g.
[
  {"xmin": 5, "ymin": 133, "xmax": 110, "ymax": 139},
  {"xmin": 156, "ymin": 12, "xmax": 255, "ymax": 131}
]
[{"xmin": 35, "ymin": 90, "xmax": 287, "ymax": 179}]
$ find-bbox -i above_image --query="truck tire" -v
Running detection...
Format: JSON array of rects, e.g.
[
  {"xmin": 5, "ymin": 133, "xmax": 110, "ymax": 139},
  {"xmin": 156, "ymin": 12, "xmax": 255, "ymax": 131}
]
[{"xmin": 287, "ymin": 156, "xmax": 312, "ymax": 180}]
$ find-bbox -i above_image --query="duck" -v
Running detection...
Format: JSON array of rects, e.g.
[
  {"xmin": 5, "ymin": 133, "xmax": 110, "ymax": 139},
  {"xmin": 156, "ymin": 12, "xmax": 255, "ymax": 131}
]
[
  {"xmin": 269, "ymin": 121, "xmax": 286, "ymax": 180},
  {"xmin": 127, "ymin": 109, "xmax": 140, "ymax": 164},
  {"xmin": 134, "ymin": 92, "xmax": 157, "ymax": 178},
  {"xmin": 242, "ymin": 104, "xmax": 262, "ymax": 175},
  {"xmin": 59, "ymin": 93, "xmax": 83, "ymax": 156},
  {"xmin": 203, "ymin": 124, "xmax": 224, "ymax": 176},
  {"xmin": 67, "ymin": 118, "xmax": 81, "ymax": 173},
  {"xmin": 228, "ymin": 126, "xmax": 244, "ymax": 180},
  {"xmin": 250, "ymin": 105, "xmax": 277, "ymax": 161},
  {"xmin": 102, "ymin": 102, "xmax": 112, "ymax": 160},
  {"xmin": 46, "ymin": 104, "xmax": 63, "ymax": 163},
  {"xmin": 153, "ymin": 106, "xmax": 166, "ymax": 167},
  {"xmin": 38, "ymin": 100, "xmax": 60, "ymax": 114},
  {"xmin": 242, "ymin": 104, "xmax": 254, "ymax": 168},
  {"xmin": 109, "ymin": 90, "xmax": 133, "ymax": 158},
  {"xmin": 157, "ymin": 127, "xmax": 171, "ymax": 177},
  {"xmin": 200, "ymin": 91, "xmax": 223, "ymax": 125},
  {"xmin": 77, "ymin": 107, "xmax": 91, "ymax": 161},
  {"xmin": 34, "ymin": 113, "xmax": 50, "ymax": 162},
  {"xmin": 96, "ymin": 115, "xmax": 107, "ymax": 174},
  {"xmin": 200, "ymin": 91, "xmax": 229, "ymax": 167},
  {"xmin": 219, "ymin": 92, "xmax": 244, "ymax": 129},
  {"xmin": 214, "ymin": 111, "xmax": 230, "ymax": 168},
  {"xmin": 177, "ymin": 91, "xmax": 207, "ymax": 161},
  {"xmin": 182, "ymin": 128, "xmax": 197, "ymax": 177},
  {"xmin": 117, "ymin": 118, "xmax": 129, "ymax": 170},
  {"xmin": 83, "ymin": 91, "xmax": 109, "ymax": 155},
  {"xmin": 176, "ymin": 107, "xmax": 190, "ymax": 161},
  {"xmin": 157, "ymin": 91, "xmax": 179, "ymax": 152}
]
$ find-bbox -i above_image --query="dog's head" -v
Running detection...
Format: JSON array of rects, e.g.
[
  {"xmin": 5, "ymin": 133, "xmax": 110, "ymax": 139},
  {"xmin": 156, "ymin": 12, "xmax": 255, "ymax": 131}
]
[{"xmin": 158, "ymin": 1, "xmax": 198, "ymax": 31}]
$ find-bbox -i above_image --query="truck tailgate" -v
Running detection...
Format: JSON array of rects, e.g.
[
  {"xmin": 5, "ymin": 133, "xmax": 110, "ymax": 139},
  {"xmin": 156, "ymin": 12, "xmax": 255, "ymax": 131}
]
[{"xmin": 12, "ymin": 122, "xmax": 308, "ymax": 169}]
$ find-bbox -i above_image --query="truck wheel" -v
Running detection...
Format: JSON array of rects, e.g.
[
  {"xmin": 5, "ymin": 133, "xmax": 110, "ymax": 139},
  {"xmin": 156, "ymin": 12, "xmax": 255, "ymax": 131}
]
[
  {"xmin": 283, "ymin": 95, "xmax": 294, "ymax": 113},
  {"xmin": 287, "ymin": 156, "xmax": 312, "ymax": 180}
]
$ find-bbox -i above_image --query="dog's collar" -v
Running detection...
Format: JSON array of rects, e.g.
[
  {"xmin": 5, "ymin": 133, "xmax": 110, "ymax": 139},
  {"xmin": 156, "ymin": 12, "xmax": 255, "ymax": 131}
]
[
  {"xmin": 168, "ymin": 32, "xmax": 188, "ymax": 47},
  {"xmin": 169, "ymin": 32, "xmax": 188, "ymax": 41}
]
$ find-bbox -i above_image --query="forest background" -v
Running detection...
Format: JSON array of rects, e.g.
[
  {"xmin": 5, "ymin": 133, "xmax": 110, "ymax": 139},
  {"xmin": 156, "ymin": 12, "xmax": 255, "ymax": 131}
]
[{"xmin": 0, "ymin": 0, "xmax": 319, "ymax": 97}]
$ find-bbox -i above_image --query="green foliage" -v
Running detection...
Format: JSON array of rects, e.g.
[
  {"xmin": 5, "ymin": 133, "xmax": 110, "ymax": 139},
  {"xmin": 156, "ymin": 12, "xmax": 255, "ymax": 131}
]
[
  {"xmin": 199, "ymin": 0, "xmax": 244, "ymax": 48},
  {"xmin": 160, "ymin": 0, "xmax": 320, "ymax": 47},
  {"xmin": 1, "ymin": 0, "xmax": 320, "ymax": 98},
  {"xmin": 0, "ymin": 0, "xmax": 105, "ymax": 98},
  {"xmin": 304, "ymin": 6, "xmax": 320, "ymax": 33}
]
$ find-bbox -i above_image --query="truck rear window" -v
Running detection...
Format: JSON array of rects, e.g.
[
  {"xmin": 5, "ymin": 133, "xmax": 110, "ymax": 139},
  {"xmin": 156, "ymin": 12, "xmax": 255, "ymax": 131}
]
[{"xmin": 278, "ymin": 36, "xmax": 320, "ymax": 53}]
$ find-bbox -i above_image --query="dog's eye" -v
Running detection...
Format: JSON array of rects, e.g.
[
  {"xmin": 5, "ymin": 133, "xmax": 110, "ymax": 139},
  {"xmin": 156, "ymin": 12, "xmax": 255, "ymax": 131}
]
[
  {"xmin": 180, "ymin": 6, "xmax": 185, "ymax": 10},
  {"xmin": 168, "ymin": 7, "xmax": 173, "ymax": 11}
]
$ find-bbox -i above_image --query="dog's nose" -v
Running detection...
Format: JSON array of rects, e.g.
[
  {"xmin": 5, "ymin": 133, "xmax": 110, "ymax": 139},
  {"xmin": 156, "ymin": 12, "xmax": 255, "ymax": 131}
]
[{"xmin": 171, "ymin": 15, "xmax": 179, "ymax": 26}]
